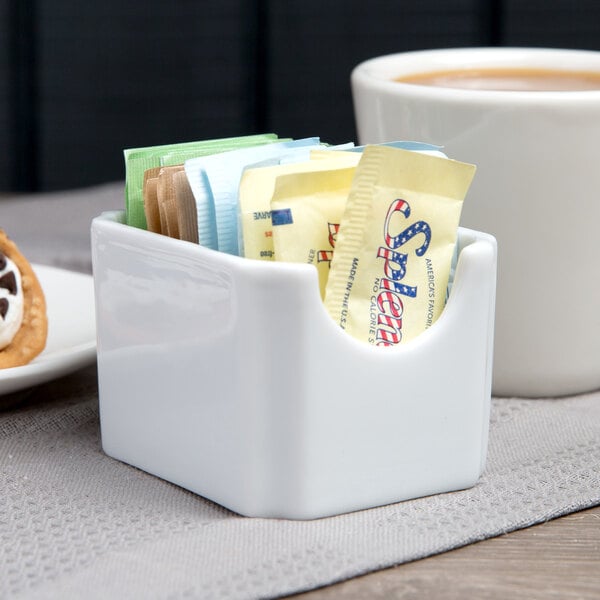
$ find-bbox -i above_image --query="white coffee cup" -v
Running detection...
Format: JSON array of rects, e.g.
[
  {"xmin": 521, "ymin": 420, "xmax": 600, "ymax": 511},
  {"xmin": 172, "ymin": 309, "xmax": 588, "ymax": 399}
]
[{"xmin": 352, "ymin": 47, "xmax": 600, "ymax": 397}]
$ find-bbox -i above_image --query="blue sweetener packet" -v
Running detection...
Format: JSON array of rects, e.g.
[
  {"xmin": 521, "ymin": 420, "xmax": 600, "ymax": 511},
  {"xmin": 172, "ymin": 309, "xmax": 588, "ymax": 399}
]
[{"xmin": 184, "ymin": 138, "xmax": 323, "ymax": 255}]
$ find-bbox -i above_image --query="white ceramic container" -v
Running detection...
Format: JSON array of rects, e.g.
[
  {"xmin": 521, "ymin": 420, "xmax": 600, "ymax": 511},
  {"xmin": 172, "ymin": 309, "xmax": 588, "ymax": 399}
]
[{"xmin": 91, "ymin": 212, "xmax": 496, "ymax": 519}]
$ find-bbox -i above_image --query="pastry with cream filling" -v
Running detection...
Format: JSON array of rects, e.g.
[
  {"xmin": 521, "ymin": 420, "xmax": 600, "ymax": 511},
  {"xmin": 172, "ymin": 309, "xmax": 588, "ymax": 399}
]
[{"xmin": 0, "ymin": 230, "xmax": 47, "ymax": 368}]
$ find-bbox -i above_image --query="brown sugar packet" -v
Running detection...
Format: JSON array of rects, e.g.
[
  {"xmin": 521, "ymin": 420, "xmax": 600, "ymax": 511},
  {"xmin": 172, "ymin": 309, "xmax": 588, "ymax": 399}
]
[
  {"xmin": 143, "ymin": 167, "xmax": 162, "ymax": 233},
  {"xmin": 0, "ymin": 230, "xmax": 48, "ymax": 369},
  {"xmin": 173, "ymin": 170, "xmax": 199, "ymax": 244},
  {"xmin": 157, "ymin": 165, "xmax": 185, "ymax": 239},
  {"xmin": 142, "ymin": 166, "xmax": 199, "ymax": 243}
]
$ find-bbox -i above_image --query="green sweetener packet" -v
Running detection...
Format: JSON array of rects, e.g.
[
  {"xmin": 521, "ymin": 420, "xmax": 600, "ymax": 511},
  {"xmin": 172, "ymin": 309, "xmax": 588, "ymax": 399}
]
[{"xmin": 124, "ymin": 133, "xmax": 282, "ymax": 229}]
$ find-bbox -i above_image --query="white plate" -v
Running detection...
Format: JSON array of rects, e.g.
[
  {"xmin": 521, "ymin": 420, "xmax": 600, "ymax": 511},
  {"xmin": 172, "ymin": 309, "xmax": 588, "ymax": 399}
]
[{"xmin": 0, "ymin": 264, "xmax": 96, "ymax": 396}]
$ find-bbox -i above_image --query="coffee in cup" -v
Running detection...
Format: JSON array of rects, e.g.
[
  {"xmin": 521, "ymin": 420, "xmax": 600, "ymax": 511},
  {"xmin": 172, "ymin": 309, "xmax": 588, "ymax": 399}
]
[{"xmin": 395, "ymin": 67, "xmax": 600, "ymax": 91}]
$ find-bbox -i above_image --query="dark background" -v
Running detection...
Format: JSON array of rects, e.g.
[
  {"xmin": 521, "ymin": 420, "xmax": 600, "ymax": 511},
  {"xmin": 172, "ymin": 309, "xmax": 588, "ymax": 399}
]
[{"xmin": 2, "ymin": 0, "xmax": 600, "ymax": 192}]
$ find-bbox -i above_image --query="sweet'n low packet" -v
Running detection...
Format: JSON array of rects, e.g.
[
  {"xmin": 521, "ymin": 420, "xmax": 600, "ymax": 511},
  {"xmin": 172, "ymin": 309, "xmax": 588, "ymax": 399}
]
[{"xmin": 323, "ymin": 145, "xmax": 476, "ymax": 346}]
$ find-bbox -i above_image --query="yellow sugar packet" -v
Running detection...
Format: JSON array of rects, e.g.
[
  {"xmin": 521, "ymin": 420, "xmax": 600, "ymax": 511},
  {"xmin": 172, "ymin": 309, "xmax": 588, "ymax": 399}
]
[
  {"xmin": 271, "ymin": 167, "xmax": 355, "ymax": 299},
  {"xmin": 324, "ymin": 145, "xmax": 476, "ymax": 346},
  {"xmin": 238, "ymin": 152, "xmax": 361, "ymax": 260}
]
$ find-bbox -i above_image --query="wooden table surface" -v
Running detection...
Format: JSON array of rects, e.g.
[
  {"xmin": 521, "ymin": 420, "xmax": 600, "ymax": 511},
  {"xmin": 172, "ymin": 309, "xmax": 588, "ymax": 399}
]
[{"xmin": 289, "ymin": 505, "xmax": 600, "ymax": 599}]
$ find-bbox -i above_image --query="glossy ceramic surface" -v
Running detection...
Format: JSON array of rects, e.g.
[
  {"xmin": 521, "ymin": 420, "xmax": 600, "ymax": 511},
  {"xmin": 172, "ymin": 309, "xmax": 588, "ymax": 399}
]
[{"xmin": 92, "ymin": 212, "xmax": 496, "ymax": 519}]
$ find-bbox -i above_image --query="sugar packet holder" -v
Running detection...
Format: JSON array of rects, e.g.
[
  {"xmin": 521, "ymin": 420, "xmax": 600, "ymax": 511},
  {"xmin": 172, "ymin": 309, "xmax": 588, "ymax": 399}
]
[{"xmin": 91, "ymin": 211, "xmax": 496, "ymax": 520}]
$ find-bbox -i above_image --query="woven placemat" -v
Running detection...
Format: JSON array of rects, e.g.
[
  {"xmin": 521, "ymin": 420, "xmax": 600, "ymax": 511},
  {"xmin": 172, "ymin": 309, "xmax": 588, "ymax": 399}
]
[{"xmin": 1, "ymin": 366, "xmax": 599, "ymax": 599}]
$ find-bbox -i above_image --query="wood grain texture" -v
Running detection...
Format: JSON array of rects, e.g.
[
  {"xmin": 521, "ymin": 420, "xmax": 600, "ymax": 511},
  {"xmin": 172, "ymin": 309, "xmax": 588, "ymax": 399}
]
[{"xmin": 289, "ymin": 505, "xmax": 600, "ymax": 599}]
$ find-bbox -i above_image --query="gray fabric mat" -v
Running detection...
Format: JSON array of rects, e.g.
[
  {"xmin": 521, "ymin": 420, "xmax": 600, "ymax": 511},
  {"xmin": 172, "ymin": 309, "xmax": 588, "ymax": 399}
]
[
  {"xmin": 1, "ymin": 184, "xmax": 600, "ymax": 598},
  {"xmin": 1, "ymin": 369, "xmax": 599, "ymax": 599}
]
